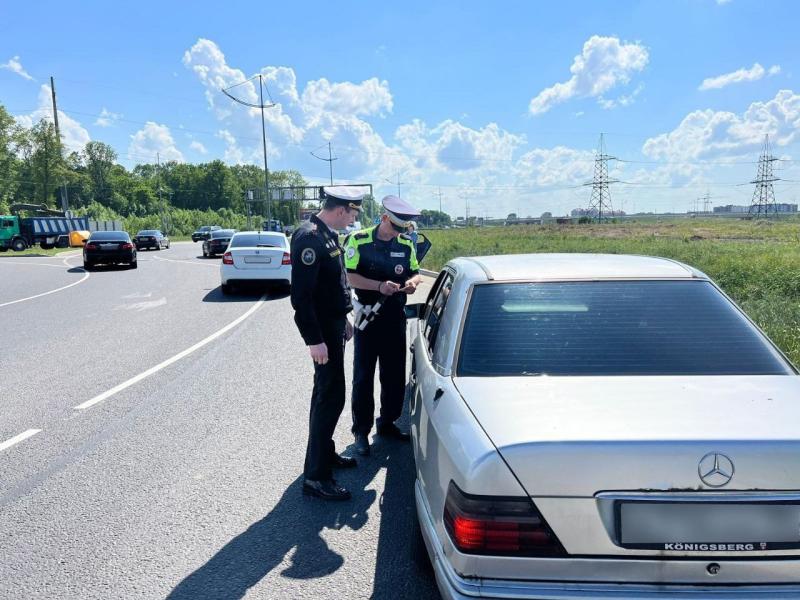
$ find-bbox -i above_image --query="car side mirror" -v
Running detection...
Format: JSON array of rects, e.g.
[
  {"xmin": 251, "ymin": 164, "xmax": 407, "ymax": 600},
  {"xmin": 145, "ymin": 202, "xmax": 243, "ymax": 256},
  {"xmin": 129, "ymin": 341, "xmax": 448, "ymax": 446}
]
[{"xmin": 404, "ymin": 303, "xmax": 424, "ymax": 319}]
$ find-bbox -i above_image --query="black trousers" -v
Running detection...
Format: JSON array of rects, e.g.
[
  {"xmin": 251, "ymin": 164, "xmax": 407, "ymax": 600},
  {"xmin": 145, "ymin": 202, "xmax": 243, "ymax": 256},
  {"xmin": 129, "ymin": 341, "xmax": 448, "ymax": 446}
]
[
  {"xmin": 304, "ymin": 317, "xmax": 346, "ymax": 482},
  {"xmin": 351, "ymin": 311, "xmax": 407, "ymax": 435}
]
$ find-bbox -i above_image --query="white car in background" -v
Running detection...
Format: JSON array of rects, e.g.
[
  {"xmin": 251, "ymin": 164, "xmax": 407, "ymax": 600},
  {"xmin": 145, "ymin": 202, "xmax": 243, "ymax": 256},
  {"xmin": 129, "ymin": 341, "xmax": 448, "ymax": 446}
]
[
  {"xmin": 220, "ymin": 231, "xmax": 291, "ymax": 294},
  {"xmin": 410, "ymin": 253, "xmax": 800, "ymax": 600}
]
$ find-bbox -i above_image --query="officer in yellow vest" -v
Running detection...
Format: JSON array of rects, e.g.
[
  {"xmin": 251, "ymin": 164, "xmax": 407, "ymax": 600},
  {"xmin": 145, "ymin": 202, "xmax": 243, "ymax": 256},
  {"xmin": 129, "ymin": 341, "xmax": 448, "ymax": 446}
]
[{"xmin": 343, "ymin": 195, "xmax": 421, "ymax": 455}]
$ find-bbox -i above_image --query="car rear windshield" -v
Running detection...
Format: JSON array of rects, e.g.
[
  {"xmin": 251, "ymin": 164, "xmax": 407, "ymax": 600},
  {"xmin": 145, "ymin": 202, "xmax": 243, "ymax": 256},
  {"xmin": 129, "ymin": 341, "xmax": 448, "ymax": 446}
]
[
  {"xmin": 137, "ymin": 230, "xmax": 158, "ymax": 236},
  {"xmin": 89, "ymin": 231, "xmax": 130, "ymax": 241},
  {"xmin": 456, "ymin": 280, "xmax": 792, "ymax": 377},
  {"xmin": 229, "ymin": 234, "xmax": 285, "ymax": 248},
  {"xmin": 210, "ymin": 229, "xmax": 235, "ymax": 239}
]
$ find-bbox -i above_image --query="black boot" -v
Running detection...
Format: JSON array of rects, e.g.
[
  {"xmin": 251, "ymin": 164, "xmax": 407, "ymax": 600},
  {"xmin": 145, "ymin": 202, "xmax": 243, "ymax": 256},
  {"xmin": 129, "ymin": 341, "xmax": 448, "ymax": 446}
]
[
  {"xmin": 376, "ymin": 422, "xmax": 410, "ymax": 441},
  {"xmin": 354, "ymin": 433, "xmax": 371, "ymax": 456},
  {"xmin": 331, "ymin": 453, "xmax": 357, "ymax": 469},
  {"xmin": 302, "ymin": 479, "xmax": 351, "ymax": 501}
]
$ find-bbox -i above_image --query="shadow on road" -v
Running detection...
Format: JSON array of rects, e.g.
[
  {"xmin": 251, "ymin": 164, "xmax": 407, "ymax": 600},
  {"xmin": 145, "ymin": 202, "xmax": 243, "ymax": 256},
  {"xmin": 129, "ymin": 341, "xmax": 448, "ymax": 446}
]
[
  {"xmin": 202, "ymin": 286, "xmax": 290, "ymax": 303},
  {"xmin": 167, "ymin": 386, "xmax": 437, "ymax": 599},
  {"xmin": 369, "ymin": 397, "xmax": 439, "ymax": 600},
  {"xmin": 166, "ymin": 476, "xmax": 377, "ymax": 599}
]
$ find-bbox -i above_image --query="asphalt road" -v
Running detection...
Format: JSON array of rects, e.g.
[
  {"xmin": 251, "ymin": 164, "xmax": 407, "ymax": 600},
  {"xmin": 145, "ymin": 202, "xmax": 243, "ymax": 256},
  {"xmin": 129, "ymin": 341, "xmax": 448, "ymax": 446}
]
[{"xmin": 0, "ymin": 242, "xmax": 439, "ymax": 600}]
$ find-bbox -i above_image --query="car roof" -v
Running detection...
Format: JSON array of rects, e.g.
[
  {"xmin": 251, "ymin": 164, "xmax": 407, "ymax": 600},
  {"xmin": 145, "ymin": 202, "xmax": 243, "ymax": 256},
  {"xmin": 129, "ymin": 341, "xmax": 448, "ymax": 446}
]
[
  {"xmin": 448, "ymin": 253, "xmax": 708, "ymax": 282},
  {"xmin": 232, "ymin": 230, "xmax": 285, "ymax": 236}
]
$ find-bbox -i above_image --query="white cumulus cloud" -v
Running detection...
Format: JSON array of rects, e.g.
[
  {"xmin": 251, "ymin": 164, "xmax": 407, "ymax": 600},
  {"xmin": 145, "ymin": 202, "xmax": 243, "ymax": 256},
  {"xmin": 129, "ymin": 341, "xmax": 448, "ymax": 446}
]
[
  {"xmin": 15, "ymin": 85, "xmax": 90, "ymax": 151},
  {"xmin": 0, "ymin": 55, "xmax": 34, "ymax": 81},
  {"xmin": 189, "ymin": 140, "xmax": 208, "ymax": 154},
  {"xmin": 95, "ymin": 107, "xmax": 122, "ymax": 127},
  {"xmin": 529, "ymin": 35, "xmax": 648, "ymax": 115},
  {"xmin": 128, "ymin": 122, "xmax": 184, "ymax": 162},
  {"xmin": 643, "ymin": 89, "xmax": 800, "ymax": 161},
  {"xmin": 699, "ymin": 63, "xmax": 781, "ymax": 91},
  {"xmin": 396, "ymin": 119, "xmax": 525, "ymax": 172}
]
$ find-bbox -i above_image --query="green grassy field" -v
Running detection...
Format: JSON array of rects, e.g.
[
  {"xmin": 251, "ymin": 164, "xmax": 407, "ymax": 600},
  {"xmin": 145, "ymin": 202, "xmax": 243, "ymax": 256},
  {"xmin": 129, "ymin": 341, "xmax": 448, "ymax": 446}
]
[
  {"xmin": 0, "ymin": 246, "xmax": 81, "ymax": 257},
  {"xmin": 421, "ymin": 218, "xmax": 800, "ymax": 366}
]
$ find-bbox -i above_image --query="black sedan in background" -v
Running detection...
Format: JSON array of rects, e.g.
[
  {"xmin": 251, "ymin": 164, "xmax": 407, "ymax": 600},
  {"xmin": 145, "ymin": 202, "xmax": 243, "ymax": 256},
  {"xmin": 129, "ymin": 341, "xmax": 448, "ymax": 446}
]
[
  {"xmin": 83, "ymin": 231, "xmax": 137, "ymax": 270},
  {"xmin": 202, "ymin": 229, "xmax": 236, "ymax": 258},
  {"xmin": 191, "ymin": 225, "xmax": 221, "ymax": 243},
  {"xmin": 134, "ymin": 229, "xmax": 170, "ymax": 250}
]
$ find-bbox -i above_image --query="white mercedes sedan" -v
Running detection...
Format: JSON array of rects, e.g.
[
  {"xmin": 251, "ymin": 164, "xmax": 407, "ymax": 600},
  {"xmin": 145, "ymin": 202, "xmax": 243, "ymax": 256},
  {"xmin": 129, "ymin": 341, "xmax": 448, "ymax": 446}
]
[
  {"xmin": 409, "ymin": 253, "xmax": 800, "ymax": 600},
  {"xmin": 220, "ymin": 231, "xmax": 291, "ymax": 294}
]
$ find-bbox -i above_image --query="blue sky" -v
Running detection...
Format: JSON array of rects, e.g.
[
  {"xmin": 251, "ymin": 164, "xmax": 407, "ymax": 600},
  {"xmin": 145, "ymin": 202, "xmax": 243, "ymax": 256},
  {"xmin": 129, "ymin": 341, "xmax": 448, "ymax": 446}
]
[{"xmin": 2, "ymin": 0, "xmax": 799, "ymax": 217}]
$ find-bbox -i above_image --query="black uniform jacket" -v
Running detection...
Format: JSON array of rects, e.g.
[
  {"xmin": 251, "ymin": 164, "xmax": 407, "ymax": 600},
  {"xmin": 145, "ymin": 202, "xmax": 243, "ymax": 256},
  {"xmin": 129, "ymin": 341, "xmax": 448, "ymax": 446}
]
[{"xmin": 290, "ymin": 214, "xmax": 352, "ymax": 345}]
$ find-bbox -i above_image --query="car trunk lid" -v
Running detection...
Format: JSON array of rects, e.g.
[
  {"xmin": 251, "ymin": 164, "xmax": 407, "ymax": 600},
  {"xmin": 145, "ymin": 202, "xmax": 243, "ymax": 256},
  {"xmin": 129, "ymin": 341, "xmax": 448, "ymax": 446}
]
[
  {"xmin": 229, "ymin": 246, "xmax": 286, "ymax": 270},
  {"xmin": 453, "ymin": 375, "xmax": 800, "ymax": 496}
]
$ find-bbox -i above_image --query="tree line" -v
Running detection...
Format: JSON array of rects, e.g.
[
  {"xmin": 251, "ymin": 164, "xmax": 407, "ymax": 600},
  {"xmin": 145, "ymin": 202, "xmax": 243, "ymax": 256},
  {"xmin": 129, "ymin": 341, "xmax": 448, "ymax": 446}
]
[
  {"xmin": 0, "ymin": 104, "xmax": 452, "ymax": 234},
  {"xmin": 0, "ymin": 104, "xmax": 388, "ymax": 234}
]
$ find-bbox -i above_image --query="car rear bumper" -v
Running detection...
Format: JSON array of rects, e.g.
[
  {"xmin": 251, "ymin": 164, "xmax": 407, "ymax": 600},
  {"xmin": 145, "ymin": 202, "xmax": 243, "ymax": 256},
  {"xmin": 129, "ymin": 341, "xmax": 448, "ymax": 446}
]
[
  {"xmin": 220, "ymin": 264, "xmax": 291, "ymax": 285},
  {"xmin": 414, "ymin": 481, "xmax": 800, "ymax": 600},
  {"xmin": 84, "ymin": 251, "xmax": 135, "ymax": 264}
]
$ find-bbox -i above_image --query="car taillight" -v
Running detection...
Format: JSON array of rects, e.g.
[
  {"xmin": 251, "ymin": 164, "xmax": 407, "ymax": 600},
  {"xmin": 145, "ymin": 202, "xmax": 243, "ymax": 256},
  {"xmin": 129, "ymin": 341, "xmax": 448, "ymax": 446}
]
[
  {"xmin": 281, "ymin": 252, "xmax": 291, "ymax": 265},
  {"xmin": 443, "ymin": 481, "xmax": 565, "ymax": 556},
  {"xmin": 121, "ymin": 242, "xmax": 134, "ymax": 250},
  {"xmin": 85, "ymin": 243, "xmax": 98, "ymax": 250},
  {"xmin": 222, "ymin": 251, "xmax": 233, "ymax": 265}
]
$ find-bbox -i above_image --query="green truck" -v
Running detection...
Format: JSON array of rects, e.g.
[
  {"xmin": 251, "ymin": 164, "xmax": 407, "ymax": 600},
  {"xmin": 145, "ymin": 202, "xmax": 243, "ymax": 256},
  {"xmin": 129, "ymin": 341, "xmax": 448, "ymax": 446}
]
[{"xmin": 0, "ymin": 214, "xmax": 91, "ymax": 251}]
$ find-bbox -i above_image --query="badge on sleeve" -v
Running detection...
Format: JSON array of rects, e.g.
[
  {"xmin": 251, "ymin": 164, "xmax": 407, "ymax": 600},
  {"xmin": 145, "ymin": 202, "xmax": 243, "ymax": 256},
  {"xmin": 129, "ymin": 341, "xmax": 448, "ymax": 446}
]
[
  {"xmin": 346, "ymin": 247, "xmax": 356, "ymax": 259},
  {"xmin": 301, "ymin": 248, "xmax": 317, "ymax": 265},
  {"xmin": 394, "ymin": 264, "xmax": 404, "ymax": 275}
]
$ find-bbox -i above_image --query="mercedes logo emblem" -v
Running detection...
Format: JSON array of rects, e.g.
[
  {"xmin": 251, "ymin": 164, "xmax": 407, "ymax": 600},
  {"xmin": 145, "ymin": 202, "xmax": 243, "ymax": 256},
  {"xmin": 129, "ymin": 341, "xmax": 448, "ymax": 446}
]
[{"xmin": 698, "ymin": 452, "xmax": 735, "ymax": 487}]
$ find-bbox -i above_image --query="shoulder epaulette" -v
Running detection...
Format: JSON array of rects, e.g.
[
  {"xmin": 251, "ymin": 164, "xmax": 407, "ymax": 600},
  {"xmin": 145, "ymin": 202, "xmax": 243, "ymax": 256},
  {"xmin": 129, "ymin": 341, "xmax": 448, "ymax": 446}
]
[{"xmin": 353, "ymin": 231, "xmax": 369, "ymax": 240}]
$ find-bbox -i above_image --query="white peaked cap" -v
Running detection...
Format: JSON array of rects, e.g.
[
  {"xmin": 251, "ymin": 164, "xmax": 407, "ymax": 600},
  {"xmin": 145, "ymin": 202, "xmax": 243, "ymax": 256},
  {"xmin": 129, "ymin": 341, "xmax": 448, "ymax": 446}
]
[
  {"xmin": 382, "ymin": 195, "xmax": 420, "ymax": 223},
  {"xmin": 322, "ymin": 186, "xmax": 367, "ymax": 202}
]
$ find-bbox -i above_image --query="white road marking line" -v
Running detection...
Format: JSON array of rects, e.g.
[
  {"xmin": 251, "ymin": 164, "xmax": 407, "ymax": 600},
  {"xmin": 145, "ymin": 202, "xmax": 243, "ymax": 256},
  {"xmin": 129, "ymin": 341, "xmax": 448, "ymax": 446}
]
[
  {"xmin": 74, "ymin": 295, "xmax": 268, "ymax": 410},
  {"xmin": 152, "ymin": 255, "xmax": 217, "ymax": 267},
  {"xmin": 0, "ymin": 429, "xmax": 42, "ymax": 453},
  {"xmin": 0, "ymin": 256, "xmax": 89, "ymax": 309}
]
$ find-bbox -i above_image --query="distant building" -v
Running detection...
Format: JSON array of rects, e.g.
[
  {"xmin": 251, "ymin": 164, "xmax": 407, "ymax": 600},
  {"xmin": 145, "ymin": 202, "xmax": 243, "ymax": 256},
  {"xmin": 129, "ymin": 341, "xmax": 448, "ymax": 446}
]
[
  {"xmin": 570, "ymin": 207, "xmax": 626, "ymax": 217},
  {"xmin": 713, "ymin": 204, "xmax": 797, "ymax": 214}
]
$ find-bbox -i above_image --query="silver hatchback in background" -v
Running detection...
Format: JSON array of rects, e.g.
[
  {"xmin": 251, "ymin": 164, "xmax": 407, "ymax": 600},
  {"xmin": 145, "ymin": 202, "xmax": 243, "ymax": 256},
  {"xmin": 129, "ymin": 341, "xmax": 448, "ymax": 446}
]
[
  {"xmin": 220, "ymin": 231, "xmax": 291, "ymax": 294},
  {"xmin": 409, "ymin": 253, "xmax": 800, "ymax": 599}
]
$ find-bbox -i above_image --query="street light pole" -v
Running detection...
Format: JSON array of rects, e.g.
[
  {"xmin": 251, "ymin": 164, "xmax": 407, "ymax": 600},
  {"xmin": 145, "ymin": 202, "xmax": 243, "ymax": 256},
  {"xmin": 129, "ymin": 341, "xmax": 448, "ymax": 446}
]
[
  {"xmin": 222, "ymin": 75, "xmax": 276, "ymax": 229},
  {"xmin": 258, "ymin": 74, "xmax": 271, "ymax": 228}
]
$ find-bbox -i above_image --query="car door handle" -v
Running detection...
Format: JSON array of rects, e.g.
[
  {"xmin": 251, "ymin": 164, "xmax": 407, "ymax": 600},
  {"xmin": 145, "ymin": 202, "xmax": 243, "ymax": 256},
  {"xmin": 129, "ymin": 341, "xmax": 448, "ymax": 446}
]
[{"xmin": 433, "ymin": 388, "xmax": 444, "ymax": 403}]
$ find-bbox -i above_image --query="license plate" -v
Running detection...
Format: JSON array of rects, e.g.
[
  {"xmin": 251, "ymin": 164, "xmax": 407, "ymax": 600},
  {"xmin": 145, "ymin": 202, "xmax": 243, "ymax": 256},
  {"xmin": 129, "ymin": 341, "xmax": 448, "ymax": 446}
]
[
  {"xmin": 100, "ymin": 243, "xmax": 118, "ymax": 250},
  {"xmin": 618, "ymin": 501, "xmax": 800, "ymax": 550},
  {"xmin": 244, "ymin": 256, "xmax": 271, "ymax": 263}
]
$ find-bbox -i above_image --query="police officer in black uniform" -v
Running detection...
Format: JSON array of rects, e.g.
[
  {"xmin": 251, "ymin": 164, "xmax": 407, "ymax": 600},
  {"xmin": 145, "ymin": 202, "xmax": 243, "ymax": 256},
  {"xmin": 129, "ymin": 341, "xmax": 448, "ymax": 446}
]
[
  {"xmin": 290, "ymin": 185, "xmax": 363, "ymax": 501},
  {"xmin": 343, "ymin": 195, "xmax": 421, "ymax": 456}
]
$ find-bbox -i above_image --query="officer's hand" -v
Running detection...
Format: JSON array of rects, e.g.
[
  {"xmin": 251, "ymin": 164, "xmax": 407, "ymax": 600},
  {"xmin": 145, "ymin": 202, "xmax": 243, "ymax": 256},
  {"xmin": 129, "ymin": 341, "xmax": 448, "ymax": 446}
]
[
  {"xmin": 379, "ymin": 281, "xmax": 402, "ymax": 296},
  {"xmin": 401, "ymin": 279, "xmax": 418, "ymax": 294},
  {"xmin": 309, "ymin": 342, "xmax": 329, "ymax": 365},
  {"xmin": 345, "ymin": 320, "xmax": 354, "ymax": 342}
]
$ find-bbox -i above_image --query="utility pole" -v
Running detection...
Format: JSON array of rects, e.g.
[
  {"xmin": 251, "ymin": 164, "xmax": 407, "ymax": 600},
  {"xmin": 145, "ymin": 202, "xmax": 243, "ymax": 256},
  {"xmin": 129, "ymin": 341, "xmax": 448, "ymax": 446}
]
[
  {"xmin": 50, "ymin": 76, "xmax": 69, "ymax": 213},
  {"xmin": 748, "ymin": 134, "xmax": 780, "ymax": 218},
  {"xmin": 384, "ymin": 172, "xmax": 404, "ymax": 198},
  {"xmin": 156, "ymin": 152, "xmax": 163, "ymax": 205},
  {"xmin": 222, "ymin": 75, "xmax": 276, "ymax": 227},
  {"xmin": 437, "ymin": 187, "xmax": 443, "ymax": 213},
  {"xmin": 311, "ymin": 141, "xmax": 338, "ymax": 185},
  {"xmin": 584, "ymin": 133, "xmax": 617, "ymax": 222}
]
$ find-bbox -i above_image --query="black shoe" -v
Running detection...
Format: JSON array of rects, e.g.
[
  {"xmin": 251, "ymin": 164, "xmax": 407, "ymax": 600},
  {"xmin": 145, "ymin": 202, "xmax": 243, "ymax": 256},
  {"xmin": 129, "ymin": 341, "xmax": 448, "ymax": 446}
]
[
  {"xmin": 331, "ymin": 453, "xmax": 357, "ymax": 469},
  {"xmin": 354, "ymin": 433, "xmax": 371, "ymax": 456},
  {"xmin": 376, "ymin": 422, "xmax": 411, "ymax": 441},
  {"xmin": 302, "ymin": 479, "xmax": 351, "ymax": 501}
]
